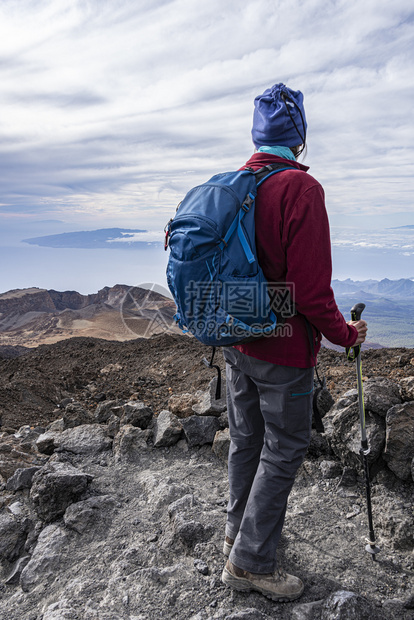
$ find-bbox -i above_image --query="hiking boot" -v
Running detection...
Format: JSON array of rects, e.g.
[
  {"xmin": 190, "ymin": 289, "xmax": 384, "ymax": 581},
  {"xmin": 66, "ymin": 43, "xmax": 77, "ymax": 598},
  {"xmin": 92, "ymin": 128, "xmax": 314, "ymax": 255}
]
[
  {"xmin": 223, "ymin": 536, "xmax": 234, "ymax": 557},
  {"xmin": 221, "ymin": 559, "xmax": 304, "ymax": 602}
]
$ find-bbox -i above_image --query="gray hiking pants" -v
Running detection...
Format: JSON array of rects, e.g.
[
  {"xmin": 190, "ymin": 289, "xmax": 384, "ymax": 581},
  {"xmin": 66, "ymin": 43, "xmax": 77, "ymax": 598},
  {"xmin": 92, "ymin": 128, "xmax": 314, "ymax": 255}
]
[{"xmin": 223, "ymin": 347, "xmax": 314, "ymax": 574}]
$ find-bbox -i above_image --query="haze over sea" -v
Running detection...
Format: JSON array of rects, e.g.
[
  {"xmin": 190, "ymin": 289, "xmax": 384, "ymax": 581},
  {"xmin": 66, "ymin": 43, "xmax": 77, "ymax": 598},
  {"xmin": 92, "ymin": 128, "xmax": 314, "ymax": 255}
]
[{"xmin": 0, "ymin": 221, "xmax": 413, "ymax": 296}]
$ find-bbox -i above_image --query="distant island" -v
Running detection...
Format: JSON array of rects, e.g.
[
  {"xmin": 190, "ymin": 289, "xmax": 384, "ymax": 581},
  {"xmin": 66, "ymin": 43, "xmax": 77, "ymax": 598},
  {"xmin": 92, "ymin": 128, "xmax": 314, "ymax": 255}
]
[{"xmin": 22, "ymin": 228, "xmax": 163, "ymax": 249}]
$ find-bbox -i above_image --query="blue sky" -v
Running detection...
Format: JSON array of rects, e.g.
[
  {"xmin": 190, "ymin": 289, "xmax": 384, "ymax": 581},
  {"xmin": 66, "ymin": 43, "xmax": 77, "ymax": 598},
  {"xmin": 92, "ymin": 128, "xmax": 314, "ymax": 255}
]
[{"xmin": 0, "ymin": 0, "xmax": 413, "ymax": 291}]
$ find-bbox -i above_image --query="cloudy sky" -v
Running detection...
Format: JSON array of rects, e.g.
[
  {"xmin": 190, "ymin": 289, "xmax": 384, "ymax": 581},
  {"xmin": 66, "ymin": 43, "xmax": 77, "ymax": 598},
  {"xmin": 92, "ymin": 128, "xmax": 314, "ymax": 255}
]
[
  {"xmin": 0, "ymin": 0, "xmax": 413, "ymax": 297},
  {"xmin": 1, "ymin": 0, "xmax": 413, "ymax": 232}
]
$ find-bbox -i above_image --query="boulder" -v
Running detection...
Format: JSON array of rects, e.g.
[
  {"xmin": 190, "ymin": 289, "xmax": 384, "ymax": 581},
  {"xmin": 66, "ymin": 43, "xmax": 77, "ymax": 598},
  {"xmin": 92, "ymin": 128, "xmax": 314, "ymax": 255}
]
[
  {"xmin": 121, "ymin": 401, "xmax": 153, "ymax": 429},
  {"xmin": 30, "ymin": 461, "xmax": 93, "ymax": 522},
  {"xmin": 6, "ymin": 465, "xmax": 42, "ymax": 491},
  {"xmin": 63, "ymin": 495, "xmax": 117, "ymax": 534},
  {"xmin": 321, "ymin": 589, "xmax": 378, "ymax": 619},
  {"xmin": 0, "ymin": 434, "xmax": 45, "ymax": 481},
  {"xmin": 55, "ymin": 424, "xmax": 113, "ymax": 455},
  {"xmin": 113, "ymin": 424, "xmax": 151, "ymax": 463},
  {"xmin": 4, "ymin": 555, "xmax": 31, "ymax": 585},
  {"xmin": 330, "ymin": 403, "xmax": 385, "ymax": 468},
  {"xmin": 94, "ymin": 399, "xmax": 122, "ymax": 423},
  {"xmin": 192, "ymin": 377, "xmax": 227, "ymax": 417},
  {"xmin": 400, "ymin": 377, "xmax": 414, "ymax": 401},
  {"xmin": 363, "ymin": 377, "xmax": 402, "ymax": 417},
  {"xmin": 0, "ymin": 512, "xmax": 29, "ymax": 561},
  {"xmin": 383, "ymin": 401, "xmax": 414, "ymax": 480},
  {"xmin": 36, "ymin": 431, "xmax": 60, "ymax": 455},
  {"xmin": 181, "ymin": 416, "xmax": 221, "ymax": 447},
  {"xmin": 153, "ymin": 410, "xmax": 183, "ymax": 447},
  {"xmin": 62, "ymin": 401, "xmax": 94, "ymax": 428},
  {"xmin": 20, "ymin": 523, "xmax": 69, "ymax": 592},
  {"xmin": 212, "ymin": 428, "xmax": 231, "ymax": 462}
]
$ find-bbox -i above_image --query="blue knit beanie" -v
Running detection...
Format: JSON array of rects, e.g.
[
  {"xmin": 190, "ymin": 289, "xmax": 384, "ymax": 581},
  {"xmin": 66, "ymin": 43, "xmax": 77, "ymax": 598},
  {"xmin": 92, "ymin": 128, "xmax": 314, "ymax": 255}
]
[{"xmin": 251, "ymin": 83, "xmax": 307, "ymax": 148}]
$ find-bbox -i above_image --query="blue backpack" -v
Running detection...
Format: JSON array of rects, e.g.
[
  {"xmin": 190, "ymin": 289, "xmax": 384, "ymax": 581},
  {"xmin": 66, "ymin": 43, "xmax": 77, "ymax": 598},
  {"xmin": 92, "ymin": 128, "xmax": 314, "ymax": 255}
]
[{"xmin": 164, "ymin": 163, "xmax": 295, "ymax": 348}]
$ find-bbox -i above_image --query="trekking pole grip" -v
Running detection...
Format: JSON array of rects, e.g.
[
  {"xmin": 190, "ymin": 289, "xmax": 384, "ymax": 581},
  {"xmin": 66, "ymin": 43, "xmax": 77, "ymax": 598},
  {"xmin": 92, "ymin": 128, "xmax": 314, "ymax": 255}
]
[
  {"xmin": 350, "ymin": 302, "xmax": 365, "ymax": 322},
  {"xmin": 347, "ymin": 303, "xmax": 365, "ymax": 360}
]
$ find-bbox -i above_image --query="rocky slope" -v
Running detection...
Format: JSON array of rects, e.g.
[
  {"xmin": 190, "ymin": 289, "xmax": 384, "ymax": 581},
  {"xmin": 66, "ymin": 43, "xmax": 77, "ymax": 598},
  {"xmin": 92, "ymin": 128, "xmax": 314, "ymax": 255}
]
[{"xmin": 0, "ymin": 335, "xmax": 413, "ymax": 619}]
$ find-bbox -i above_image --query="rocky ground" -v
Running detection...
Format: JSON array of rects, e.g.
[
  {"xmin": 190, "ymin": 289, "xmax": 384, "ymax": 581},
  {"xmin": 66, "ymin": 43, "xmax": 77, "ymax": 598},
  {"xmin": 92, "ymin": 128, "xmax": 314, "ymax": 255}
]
[{"xmin": 0, "ymin": 335, "xmax": 413, "ymax": 619}]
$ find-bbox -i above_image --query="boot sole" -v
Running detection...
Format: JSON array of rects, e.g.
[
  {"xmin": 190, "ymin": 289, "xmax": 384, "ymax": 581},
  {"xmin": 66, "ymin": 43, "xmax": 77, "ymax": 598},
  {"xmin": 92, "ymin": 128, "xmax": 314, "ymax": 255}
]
[{"xmin": 221, "ymin": 566, "xmax": 304, "ymax": 602}]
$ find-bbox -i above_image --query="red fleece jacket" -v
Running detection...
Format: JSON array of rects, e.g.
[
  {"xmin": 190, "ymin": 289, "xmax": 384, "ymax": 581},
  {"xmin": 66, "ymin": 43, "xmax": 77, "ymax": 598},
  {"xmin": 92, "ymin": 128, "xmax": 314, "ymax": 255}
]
[{"xmin": 234, "ymin": 152, "xmax": 358, "ymax": 367}]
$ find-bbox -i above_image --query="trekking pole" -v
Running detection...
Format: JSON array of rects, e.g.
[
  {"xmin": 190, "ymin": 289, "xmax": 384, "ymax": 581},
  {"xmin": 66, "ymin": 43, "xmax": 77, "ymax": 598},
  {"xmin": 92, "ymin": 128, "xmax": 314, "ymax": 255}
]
[{"xmin": 347, "ymin": 303, "xmax": 380, "ymax": 561}]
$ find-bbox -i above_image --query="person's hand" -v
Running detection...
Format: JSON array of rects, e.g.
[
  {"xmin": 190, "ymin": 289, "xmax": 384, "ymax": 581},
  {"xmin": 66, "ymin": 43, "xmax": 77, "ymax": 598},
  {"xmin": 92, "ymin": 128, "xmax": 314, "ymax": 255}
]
[{"xmin": 348, "ymin": 320, "xmax": 368, "ymax": 345}]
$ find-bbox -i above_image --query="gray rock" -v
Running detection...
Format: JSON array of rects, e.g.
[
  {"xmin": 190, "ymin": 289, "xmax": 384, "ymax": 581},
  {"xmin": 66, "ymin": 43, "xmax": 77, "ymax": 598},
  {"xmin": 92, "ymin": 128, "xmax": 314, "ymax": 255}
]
[
  {"xmin": 4, "ymin": 554, "xmax": 31, "ymax": 585},
  {"xmin": 55, "ymin": 424, "xmax": 113, "ymax": 455},
  {"xmin": 95, "ymin": 399, "xmax": 122, "ymax": 423},
  {"xmin": 194, "ymin": 558, "xmax": 209, "ymax": 575},
  {"xmin": 62, "ymin": 401, "xmax": 94, "ymax": 428},
  {"xmin": 383, "ymin": 401, "xmax": 414, "ymax": 480},
  {"xmin": 113, "ymin": 424, "xmax": 151, "ymax": 463},
  {"xmin": 292, "ymin": 600, "xmax": 324, "ymax": 619},
  {"xmin": 121, "ymin": 401, "xmax": 153, "ymax": 429},
  {"xmin": 363, "ymin": 377, "xmax": 402, "ymax": 417},
  {"xmin": 107, "ymin": 413, "xmax": 121, "ymax": 438},
  {"xmin": 172, "ymin": 514, "xmax": 213, "ymax": 548},
  {"xmin": 192, "ymin": 377, "xmax": 227, "ymax": 416},
  {"xmin": 47, "ymin": 418, "xmax": 65, "ymax": 432},
  {"xmin": 400, "ymin": 377, "xmax": 414, "ymax": 401},
  {"xmin": 153, "ymin": 410, "xmax": 183, "ymax": 447},
  {"xmin": 36, "ymin": 431, "xmax": 60, "ymax": 455},
  {"xmin": 0, "ymin": 512, "xmax": 29, "ymax": 561},
  {"xmin": 42, "ymin": 599, "xmax": 78, "ymax": 619},
  {"xmin": 63, "ymin": 495, "xmax": 117, "ymax": 534},
  {"xmin": 20, "ymin": 523, "xmax": 69, "ymax": 592},
  {"xmin": 6, "ymin": 465, "xmax": 41, "ymax": 490},
  {"xmin": 319, "ymin": 460, "xmax": 342, "ymax": 479},
  {"xmin": 321, "ymin": 589, "xmax": 378, "ymax": 619},
  {"xmin": 330, "ymin": 403, "xmax": 385, "ymax": 468},
  {"xmin": 30, "ymin": 461, "xmax": 93, "ymax": 522},
  {"xmin": 181, "ymin": 416, "xmax": 221, "ymax": 447},
  {"xmin": 329, "ymin": 390, "xmax": 358, "ymax": 416},
  {"xmin": 212, "ymin": 428, "xmax": 231, "ymax": 462}
]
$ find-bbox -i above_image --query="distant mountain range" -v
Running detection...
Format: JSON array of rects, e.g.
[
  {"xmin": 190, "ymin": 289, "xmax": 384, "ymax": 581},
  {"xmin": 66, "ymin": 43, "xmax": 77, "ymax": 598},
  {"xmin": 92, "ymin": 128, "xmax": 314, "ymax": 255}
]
[
  {"xmin": 22, "ymin": 228, "xmax": 162, "ymax": 249},
  {"xmin": 331, "ymin": 278, "xmax": 414, "ymax": 348},
  {"xmin": 332, "ymin": 278, "xmax": 414, "ymax": 298}
]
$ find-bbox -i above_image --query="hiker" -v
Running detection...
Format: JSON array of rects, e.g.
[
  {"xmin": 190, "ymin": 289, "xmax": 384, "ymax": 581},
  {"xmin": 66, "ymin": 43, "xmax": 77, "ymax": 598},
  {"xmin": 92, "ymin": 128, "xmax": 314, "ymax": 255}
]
[{"xmin": 221, "ymin": 83, "xmax": 368, "ymax": 601}]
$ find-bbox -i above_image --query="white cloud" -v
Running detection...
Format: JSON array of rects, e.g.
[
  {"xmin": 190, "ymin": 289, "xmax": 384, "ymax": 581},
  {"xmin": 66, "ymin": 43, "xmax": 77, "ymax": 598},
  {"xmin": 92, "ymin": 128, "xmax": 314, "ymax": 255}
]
[{"xmin": 0, "ymin": 0, "xmax": 413, "ymax": 229}]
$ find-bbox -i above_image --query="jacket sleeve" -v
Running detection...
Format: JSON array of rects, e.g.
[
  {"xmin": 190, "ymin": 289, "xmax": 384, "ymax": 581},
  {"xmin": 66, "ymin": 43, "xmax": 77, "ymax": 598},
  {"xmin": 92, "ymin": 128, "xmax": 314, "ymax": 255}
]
[{"xmin": 284, "ymin": 183, "xmax": 358, "ymax": 348}]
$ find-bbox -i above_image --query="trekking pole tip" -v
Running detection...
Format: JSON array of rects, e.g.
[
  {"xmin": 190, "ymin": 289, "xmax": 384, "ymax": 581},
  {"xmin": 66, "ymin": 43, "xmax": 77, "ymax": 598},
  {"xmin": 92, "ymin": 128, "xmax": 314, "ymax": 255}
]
[{"xmin": 365, "ymin": 542, "xmax": 380, "ymax": 561}]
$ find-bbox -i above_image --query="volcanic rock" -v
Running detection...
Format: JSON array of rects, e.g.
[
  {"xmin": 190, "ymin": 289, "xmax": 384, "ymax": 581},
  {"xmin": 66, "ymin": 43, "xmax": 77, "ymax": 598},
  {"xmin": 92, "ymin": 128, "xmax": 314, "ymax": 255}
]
[
  {"xmin": 20, "ymin": 523, "xmax": 69, "ymax": 592},
  {"xmin": 30, "ymin": 461, "xmax": 93, "ymax": 522},
  {"xmin": 181, "ymin": 415, "xmax": 221, "ymax": 447},
  {"xmin": 363, "ymin": 377, "xmax": 402, "ymax": 417},
  {"xmin": 153, "ymin": 410, "xmax": 183, "ymax": 447},
  {"xmin": 383, "ymin": 401, "xmax": 414, "ymax": 480}
]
